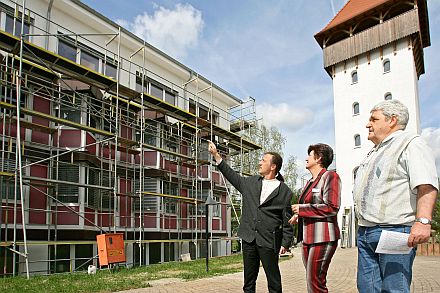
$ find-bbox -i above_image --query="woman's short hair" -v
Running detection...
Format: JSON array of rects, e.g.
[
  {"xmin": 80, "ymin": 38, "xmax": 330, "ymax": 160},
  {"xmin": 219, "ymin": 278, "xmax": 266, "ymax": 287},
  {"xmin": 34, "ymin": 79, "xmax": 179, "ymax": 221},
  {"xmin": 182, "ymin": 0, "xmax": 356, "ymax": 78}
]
[{"xmin": 307, "ymin": 143, "xmax": 334, "ymax": 169}]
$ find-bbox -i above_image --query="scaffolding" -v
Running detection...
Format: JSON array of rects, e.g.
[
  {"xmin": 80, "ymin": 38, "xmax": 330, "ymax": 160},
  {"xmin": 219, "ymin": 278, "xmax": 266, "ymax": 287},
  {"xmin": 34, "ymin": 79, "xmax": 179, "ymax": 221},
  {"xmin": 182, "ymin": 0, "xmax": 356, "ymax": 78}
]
[{"xmin": 0, "ymin": 0, "xmax": 261, "ymax": 276}]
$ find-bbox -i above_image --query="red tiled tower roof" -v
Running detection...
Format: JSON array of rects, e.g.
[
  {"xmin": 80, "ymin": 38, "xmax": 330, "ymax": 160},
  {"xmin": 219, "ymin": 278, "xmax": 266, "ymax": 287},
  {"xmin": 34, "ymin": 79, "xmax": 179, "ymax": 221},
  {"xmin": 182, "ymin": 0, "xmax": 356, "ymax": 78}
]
[
  {"xmin": 319, "ymin": 0, "xmax": 390, "ymax": 33},
  {"xmin": 315, "ymin": 0, "xmax": 430, "ymax": 48}
]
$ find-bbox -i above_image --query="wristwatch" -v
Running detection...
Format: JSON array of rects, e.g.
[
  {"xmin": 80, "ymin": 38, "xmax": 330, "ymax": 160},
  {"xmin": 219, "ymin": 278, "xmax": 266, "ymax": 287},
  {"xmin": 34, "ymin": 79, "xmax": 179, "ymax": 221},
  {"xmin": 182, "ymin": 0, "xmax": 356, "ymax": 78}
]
[{"xmin": 415, "ymin": 217, "xmax": 432, "ymax": 225}]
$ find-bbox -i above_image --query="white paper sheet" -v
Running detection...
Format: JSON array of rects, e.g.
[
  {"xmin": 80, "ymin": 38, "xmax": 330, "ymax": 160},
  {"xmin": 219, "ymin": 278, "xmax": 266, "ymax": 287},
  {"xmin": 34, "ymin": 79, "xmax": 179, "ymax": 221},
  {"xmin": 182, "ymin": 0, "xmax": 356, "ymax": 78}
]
[{"xmin": 375, "ymin": 230, "xmax": 412, "ymax": 254}]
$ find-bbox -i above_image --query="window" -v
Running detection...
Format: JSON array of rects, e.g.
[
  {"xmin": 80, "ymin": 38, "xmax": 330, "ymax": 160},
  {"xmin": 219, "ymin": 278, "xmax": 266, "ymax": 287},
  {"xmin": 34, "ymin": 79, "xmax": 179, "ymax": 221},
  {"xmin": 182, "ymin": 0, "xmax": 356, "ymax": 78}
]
[
  {"xmin": 1, "ymin": 87, "xmax": 27, "ymax": 117},
  {"xmin": 133, "ymin": 178, "xmax": 158, "ymax": 212},
  {"xmin": 384, "ymin": 92, "xmax": 392, "ymax": 100},
  {"xmin": 150, "ymin": 83, "xmax": 163, "ymax": 99},
  {"xmin": 189, "ymin": 190, "xmax": 220, "ymax": 217},
  {"xmin": 383, "ymin": 59, "xmax": 390, "ymax": 73},
  {"xmin": 104, "ymin": 62, "xmax": 117, "ymax": 79},
  {"xmin": 5, "ymin": 14, "xmax": 30, "ymax": 41},
  {"xmin": 80, "ymin": 50, "xmax": 99, "ymax": 72},
  {"xmin": 351, "ymin": 71, "xmax": 358, "ymax": 84},
  {"xmin": 75, "ymin": 244, "xmax": 93, "ymax": 271},
  {"xmin": 50, "ymin": 245, "xmax": 70, "ymax": 273},
  {"xmin": 59, "ymin": 92, "xmax": 81, "ymax": 124},
  {"xmin": 354, "ymin": 134, "xmax": 361, "ymax": 147},
  {"xmin": 353, "ymin": 102, "xmax": 360, "ymax": 115},
  {"xmin": 57, "ymin": 164, "xmax": 79, "ymax": 203},
  {"xmin": 165, "ymin": 91, "xmax": 175, "ymax": 106},
  {"xmin": 58, "ymin": 39, "xmax": 77, "ymax": 62},
  {"xmin": 163, "ymin": 182, "xmax": 177, "ymax": 214},
  {"xmin": 189, "ymin": 99, "xmax": 196, "ymax": 114}
]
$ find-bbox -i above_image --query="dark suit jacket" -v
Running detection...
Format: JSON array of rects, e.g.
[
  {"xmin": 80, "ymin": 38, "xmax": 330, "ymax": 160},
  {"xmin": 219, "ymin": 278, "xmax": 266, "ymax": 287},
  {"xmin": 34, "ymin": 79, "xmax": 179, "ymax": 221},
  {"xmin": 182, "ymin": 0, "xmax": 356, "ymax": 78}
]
[{"xmin": 217, "ymin": 160, "xmax": 294, "ymax": 251}]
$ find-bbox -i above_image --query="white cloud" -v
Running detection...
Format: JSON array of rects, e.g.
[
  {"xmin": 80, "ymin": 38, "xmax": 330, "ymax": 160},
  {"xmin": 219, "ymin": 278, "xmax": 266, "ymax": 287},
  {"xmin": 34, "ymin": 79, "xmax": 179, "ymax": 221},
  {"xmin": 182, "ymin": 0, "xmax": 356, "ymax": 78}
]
[
  {"xmin": 118, "ymin": 4, "xmax": 203, "ymax": 59},
  {"xmin": 420, "ymin": 127, "xmax": 440, "ymax": 176},
  {"xmin": 256, "ymin": 102, "xmax": 313, "ymax": 132}
]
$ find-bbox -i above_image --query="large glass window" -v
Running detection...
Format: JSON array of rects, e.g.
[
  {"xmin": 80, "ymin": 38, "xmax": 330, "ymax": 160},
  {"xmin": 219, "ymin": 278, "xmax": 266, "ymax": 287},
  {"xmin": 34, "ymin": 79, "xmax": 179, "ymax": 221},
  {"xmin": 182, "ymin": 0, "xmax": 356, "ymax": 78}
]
[
  {"xmin": 104, "ymin": 62, "xmax": 117, "ymax": 79},
  {"xmin": 80, "ymin": 50, "xmax": 99, "ymax": 72},
  {"xmin": 165, "ymin": 91, "xmax": 175, "ymax": 105},
  {"xmin": 5, "ymin": 14, "xmax": 30, "ymax": 41},
  {"xmin": 150, "ymin": 83, "xmax": 163, "ymax": 99},
  {"xmin": 58, "ymin": 39, "xmax": 77, "ymax": 62},
  {"xmin": 75, "ymin": 244, "xmax": 93, "ymax": 271},
  {"xmin": 189, "ymin": 99, "xmax": 196, "ymax": 115},
  {"xmin": 59, "ymin": 92, "xmax": 81, "ymax": 124},
  {"xmin": 50, "ymin": 245, "xmax": 71, "ymax": 273}
]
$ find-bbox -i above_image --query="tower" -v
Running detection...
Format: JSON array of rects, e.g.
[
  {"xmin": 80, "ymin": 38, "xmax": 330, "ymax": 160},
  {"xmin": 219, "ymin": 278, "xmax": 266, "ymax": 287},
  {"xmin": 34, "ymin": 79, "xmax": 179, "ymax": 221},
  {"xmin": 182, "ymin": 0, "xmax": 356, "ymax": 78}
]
[{"xmin": 314, "ymin": 0, "xmax": 430, "ymax": 247}]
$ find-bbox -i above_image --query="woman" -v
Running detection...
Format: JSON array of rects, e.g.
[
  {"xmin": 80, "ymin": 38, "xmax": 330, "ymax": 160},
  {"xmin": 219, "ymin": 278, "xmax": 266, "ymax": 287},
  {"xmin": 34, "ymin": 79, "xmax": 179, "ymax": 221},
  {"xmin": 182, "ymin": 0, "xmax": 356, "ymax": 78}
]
[{"xmin": 288, "ymin": 143, "xmax": 341, "ymax": 293}]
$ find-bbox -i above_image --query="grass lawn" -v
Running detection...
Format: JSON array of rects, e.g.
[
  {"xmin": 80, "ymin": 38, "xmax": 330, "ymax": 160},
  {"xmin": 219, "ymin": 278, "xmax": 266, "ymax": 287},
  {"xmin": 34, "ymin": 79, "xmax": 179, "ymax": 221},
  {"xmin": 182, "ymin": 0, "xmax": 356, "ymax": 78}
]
[{"xmin": 0, "ymin": 253, "xmax": 245, "ymax": 293}]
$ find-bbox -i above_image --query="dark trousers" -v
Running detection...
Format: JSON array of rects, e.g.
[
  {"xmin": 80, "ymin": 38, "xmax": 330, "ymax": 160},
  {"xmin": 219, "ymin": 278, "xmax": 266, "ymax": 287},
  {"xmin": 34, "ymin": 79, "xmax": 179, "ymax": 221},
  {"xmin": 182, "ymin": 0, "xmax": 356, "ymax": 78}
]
[{"xmin": 242, "ymin": 240, "xmax": 282, "ymax": 293}]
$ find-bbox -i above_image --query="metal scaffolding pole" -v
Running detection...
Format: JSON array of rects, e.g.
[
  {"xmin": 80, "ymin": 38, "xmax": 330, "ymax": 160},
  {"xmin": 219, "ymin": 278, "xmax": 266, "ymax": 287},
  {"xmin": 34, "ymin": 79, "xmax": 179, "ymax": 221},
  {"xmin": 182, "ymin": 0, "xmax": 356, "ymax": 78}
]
[{"xmin": 14, "ymin": 0, "xmax": 30, "ymax": 279}]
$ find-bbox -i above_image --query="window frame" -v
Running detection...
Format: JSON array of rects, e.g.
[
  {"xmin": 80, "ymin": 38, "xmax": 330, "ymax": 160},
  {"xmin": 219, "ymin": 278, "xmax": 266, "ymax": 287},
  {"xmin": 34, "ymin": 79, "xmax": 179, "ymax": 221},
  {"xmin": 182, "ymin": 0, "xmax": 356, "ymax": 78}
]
[
  {"xmin": 354, "ymin": 134, "xmax": 361, "ymax": 148},
  {"xmin": 352, "ymin": 102, "xmax": 360, "ymax": 116},
  {"xmin": 383, "ymin": 59, "xmax": 391, "ymax": 73},
  {"xmin": 351, "ymin": 70, "xmax": 358, "ymax": 84}
]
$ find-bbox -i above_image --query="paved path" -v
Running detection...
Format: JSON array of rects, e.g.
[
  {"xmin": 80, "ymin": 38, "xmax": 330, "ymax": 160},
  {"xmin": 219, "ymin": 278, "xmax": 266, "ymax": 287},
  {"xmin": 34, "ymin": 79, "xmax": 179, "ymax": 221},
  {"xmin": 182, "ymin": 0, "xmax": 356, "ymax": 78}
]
[{"xmin": 119, "ymin": 247, "xmax": 440, "ymax": 292}]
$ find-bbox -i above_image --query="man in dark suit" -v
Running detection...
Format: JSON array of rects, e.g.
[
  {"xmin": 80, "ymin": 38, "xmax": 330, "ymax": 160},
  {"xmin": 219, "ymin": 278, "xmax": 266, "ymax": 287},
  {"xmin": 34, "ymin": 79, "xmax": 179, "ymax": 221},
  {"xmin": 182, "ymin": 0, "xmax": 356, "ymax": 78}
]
[{"xmin": 208, "ymin": 141, "xmax": 293, "ymax": 293}]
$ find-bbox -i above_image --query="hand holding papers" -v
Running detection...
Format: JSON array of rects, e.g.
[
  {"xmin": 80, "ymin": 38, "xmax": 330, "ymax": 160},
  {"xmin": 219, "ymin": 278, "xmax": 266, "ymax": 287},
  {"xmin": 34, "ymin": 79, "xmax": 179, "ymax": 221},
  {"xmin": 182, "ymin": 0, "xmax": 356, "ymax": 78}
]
[{"xmin": 375, "ymin": 230, "xmax": 413, "ymax": 254}]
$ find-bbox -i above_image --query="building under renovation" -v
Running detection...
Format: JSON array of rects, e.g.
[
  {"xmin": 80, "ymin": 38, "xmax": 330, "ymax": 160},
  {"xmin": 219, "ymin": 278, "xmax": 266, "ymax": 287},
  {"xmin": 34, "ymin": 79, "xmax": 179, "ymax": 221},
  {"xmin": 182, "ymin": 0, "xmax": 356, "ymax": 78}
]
[{"xmin": 0, "ymin": 0, "xmax": 261, "ymax": 276}]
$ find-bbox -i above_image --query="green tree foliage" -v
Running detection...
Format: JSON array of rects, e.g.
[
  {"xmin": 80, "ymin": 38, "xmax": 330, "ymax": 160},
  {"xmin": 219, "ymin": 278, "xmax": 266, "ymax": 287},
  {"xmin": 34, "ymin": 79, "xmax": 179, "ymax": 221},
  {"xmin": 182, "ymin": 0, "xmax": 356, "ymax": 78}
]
[{"xmin": 228, "ymin": 123, "xmax": 299, "ymax": 240}]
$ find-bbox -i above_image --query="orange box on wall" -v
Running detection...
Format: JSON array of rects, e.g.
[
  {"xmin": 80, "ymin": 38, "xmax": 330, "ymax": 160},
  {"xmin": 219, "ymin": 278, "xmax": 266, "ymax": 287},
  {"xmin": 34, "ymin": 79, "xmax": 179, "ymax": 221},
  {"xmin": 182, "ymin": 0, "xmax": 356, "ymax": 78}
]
[{"xmin": 96, "ymin": 233, "xmax": 126, "ymax": 266}]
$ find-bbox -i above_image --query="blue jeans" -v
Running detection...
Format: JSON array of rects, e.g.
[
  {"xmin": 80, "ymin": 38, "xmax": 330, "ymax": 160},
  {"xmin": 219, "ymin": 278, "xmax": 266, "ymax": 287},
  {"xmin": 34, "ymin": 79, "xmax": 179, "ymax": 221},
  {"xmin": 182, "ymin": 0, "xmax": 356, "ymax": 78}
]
[{"xmin": 357, "ymin": 225, "xmax": 416, "ymax": 293}]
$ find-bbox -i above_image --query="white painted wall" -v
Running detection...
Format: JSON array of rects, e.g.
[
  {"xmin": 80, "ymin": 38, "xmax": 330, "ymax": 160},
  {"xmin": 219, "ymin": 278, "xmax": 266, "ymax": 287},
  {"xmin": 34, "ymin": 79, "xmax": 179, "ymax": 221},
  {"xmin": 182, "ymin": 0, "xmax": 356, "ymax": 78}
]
[{"xmin": 332, "ymin": 37, "xmax": 421, "ymax": 246}]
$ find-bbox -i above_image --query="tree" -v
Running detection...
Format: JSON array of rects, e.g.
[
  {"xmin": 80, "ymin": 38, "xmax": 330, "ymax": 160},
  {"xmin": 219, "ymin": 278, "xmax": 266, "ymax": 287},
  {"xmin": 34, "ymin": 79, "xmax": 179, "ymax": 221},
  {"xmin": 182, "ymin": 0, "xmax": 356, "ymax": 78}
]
[
  {"xmin": 228, "ymin": 122, "xmax": 299, "ymax": 244},
  {"xmin": 283, "ymin": 155, "xmax": 298, "ymax": 193}
]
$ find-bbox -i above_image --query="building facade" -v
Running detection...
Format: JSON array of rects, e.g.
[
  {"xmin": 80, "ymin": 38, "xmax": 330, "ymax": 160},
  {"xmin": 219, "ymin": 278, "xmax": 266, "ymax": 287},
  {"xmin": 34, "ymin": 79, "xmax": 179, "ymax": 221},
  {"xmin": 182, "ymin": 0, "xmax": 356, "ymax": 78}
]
[
  {"xmin": 0, "ymin": 0, "xmax": 259, "ymax": 275},
  {"xmin": 315, "ymin": 0, "xmax": 430, "ymax": 247}
]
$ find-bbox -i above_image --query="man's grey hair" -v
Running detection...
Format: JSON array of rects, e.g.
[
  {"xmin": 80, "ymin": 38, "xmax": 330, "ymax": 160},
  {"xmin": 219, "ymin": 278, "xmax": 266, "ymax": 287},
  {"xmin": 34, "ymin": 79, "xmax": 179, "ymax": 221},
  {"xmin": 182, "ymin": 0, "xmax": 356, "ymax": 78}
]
[{"xmin": 371, "ymin": 99, "xmax": 409, "ymax": 130}]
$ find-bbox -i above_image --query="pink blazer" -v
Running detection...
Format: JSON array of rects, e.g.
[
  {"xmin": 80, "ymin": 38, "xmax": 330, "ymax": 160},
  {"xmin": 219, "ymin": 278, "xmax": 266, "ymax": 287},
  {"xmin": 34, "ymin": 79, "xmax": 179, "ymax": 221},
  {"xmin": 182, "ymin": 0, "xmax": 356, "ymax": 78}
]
[{"xmin": 298, "ymin": 168, "xmax": 341, "ymax": 244}]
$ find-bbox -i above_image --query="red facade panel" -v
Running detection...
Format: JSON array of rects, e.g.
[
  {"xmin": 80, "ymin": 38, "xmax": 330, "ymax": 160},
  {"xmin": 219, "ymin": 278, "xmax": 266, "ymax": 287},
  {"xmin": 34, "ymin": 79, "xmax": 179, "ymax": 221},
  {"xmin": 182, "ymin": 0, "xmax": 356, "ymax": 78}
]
[
  {"xmin": 84, "ymin": 208, "xmax": 95, "ymax": 226},
  {"xmin": 86, "ymin": 133, "xmax": 96, "ymax": 155},
  {"xmin": 31, "ymin": 95, "xmax": 50, "ymax": 144},
  {"xmin": 212, "ymin": 218, "xmax": 220, "ymax": 230},
  {"xmin": 97, "ymin": 211, "xmax": 113, "ymax": 227},
  {"xmin": 135, "ymin": 213, "xmax": 157, "ymax": 228},
  {"xmin": 28, "ymin": 164, "xmax": 48, "ymax": 224},
  {"xmin": 58, "ymin": 130, "xmax": 81, "ymax": 147},
  {"xmin": 53, "ymin": 206, "xmax": 79, "ymax": 225},
  {"xmin": 1, "ymin": 121, "xmax": 25, "ymax": 139},
  {"xmin": 1, "ymin": 204, "xmax": 22, "ymax": 224},
  {"xmin": 162, "ymin": 216, "xmax": 177, "ymax": 229}
]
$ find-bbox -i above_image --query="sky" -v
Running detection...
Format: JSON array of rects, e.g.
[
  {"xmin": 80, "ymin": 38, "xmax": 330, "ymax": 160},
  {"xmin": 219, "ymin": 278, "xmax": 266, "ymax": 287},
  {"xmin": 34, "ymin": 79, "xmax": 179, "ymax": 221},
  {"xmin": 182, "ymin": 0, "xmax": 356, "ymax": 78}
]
[{"xmin": 81, "ymin": 0, "xmax": 440, "ymax": 178}]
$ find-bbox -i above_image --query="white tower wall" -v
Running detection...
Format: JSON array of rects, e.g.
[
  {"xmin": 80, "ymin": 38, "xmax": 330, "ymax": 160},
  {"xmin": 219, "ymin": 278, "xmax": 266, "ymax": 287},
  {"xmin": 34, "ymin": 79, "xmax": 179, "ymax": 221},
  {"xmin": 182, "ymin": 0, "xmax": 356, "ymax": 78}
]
[{"xmin": 332, "ymin": 37, "xmax": 421, "ymax": 246}]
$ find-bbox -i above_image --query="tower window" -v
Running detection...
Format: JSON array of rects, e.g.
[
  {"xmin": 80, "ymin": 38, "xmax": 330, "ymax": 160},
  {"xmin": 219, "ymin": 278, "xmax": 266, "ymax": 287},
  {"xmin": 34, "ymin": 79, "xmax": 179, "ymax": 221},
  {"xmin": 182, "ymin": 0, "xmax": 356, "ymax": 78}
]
[
  {"xmin": 383, "ymin": 59, "xmax": 390, "ymax": 73},
  {"xmin": 384, "ymin": 92, "xmax": 392, "ymax": 100},
  {"xmin": 354, "ymin": 134, "xmax": 361, "ymax": 147},
  {"xmin": 351, "ymin": 71, "xmax": 358, "ymax": 84},
  {"xmin": 353, "ymin": 102, "xmax": 360, "ymax": 115}
]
